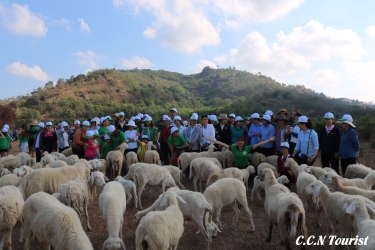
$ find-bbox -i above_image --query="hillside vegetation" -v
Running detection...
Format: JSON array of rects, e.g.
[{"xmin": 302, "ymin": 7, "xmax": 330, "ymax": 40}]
[{"xmin": 1, "ymin": 67, "xmax": 375, "ymax": 142}]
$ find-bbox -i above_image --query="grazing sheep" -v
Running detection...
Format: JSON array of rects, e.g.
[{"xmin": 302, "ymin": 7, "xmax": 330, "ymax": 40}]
[
  {"xmin": 23, "ymin": 192, "xmax": 93, "ymax": 250},
  {"xmin": 135, "ymin": 191, "xmax": 185, "ymax": 250},
  {"xmin": 307, "ymin": 165, "xmax": 329, "ymax": 179},
  {"xmin": 0, "ymin": 186, "xmax": 24, "ymax": 250},
  {"xmin": 259, "ymin": 168, "xmax": 307, "ymax": 249},
  {"xmin": 60, "ymin": 147, "xmax": 73, "ymax": 157},
  {"xmin": 0, "ymin": 168, "xmax": 10, "ymax": 176},
  {"xmin": 0, "ymin": 155, "xmax": 22, "ymax": 172},
  {"xmin": 133, "ymin": 164, "xmax": 177, "ymax": 209},
  {"xmin": 178, "ymin": 144, "xmax": 216, "ymax": 173},
  {"xmin": 15, "ymin": 152, "xmax": 33, "ymax": 166},
  {"xmin": 320, "ymin": 171, "xmax": 372, "ymax": 190},
  {"xmin": 115, "ymin": 176, "xmax": 138, "ymax": 208},
  {"xmin": 345, "ymin": 164, "xmax": 375, "ymax": 179},
  {"xmin": 265, "ymin": 155, "xmax": 278, "ymax": 168},
  {"xmin": 49, "ymin": 160, "xmax": 68, "ymax": 168},
  {"xmin": 249, "ymin": 152, "xmax": 266, "ymax": 168},
  {"xmin": 0, "ymin": 174, "xmax": 22, "ymax": 187},
  {"xmin": 206, "ymin": 167, "xmax": 244, "ymax": 188},
  {"xmin": 64, "ymin": 154, "xmax": 79, "ymax": 165},
  {"xmin": 106, "ymin": 143, "xmax": 128, "ymax": 179},
  {"xmin": 251, "ymin": 175, "xmax": 290, "ymax": 201},
  {"xmin": 241, "ymin": 165, "xmax": 256, "ymax": 192},
  {"xmin": 203, "ymin": 178, "xmax": 255, "ymax": 232},
  {"xmin": 144, "ymin": 141, "xmax": 160, "ymax": 165},
  {"xmin": 257, "ymin": 163, "xmax": 279, "ymax": 178},
  {"xmin": 222, "ymin": 149, "xmax": 234, "ymax": 168},
  {"xmin": 18, "ymin": 159, "xmax": 92, "ymax": 199},
  {"xmin": 190, "ymin": 160, "xmax": 221, "ymax": 192},
  {"xmin": 162, "ymin": 165, "xmax": 185, "ymax": 190},
  {"xmin": 328, "ymin": 176, "xmax": 375, "ymax": 203},
  {"xmin": 54, "ymin": 171, "xmax": 108, "ymax": 231},
  {"xmin": 99, "ymin": 181, "xmax": 126, "ymax": 250},
  {"xmin": 50, "ymin": 152, "xmax": 66, "ymax": 161},
  {"xmin": 123, "ymin": 163, "xmax": 147, "ymax": 181},
  {"xmin": 125, "ymin": 151, "xmax": 138, "ymax": 169},
  {"xmin": 343, "ymin": 197, "xmax": 375, "ymax": 250}
]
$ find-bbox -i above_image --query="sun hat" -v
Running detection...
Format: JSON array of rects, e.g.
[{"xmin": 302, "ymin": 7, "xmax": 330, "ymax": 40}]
[
  {"xmin": 170, "ymin": 108, "xmax": 177, "ymax": 112},
  {"xmin": 210, "ymin": 115, "xmax": 219, "ymax": 123},
  {"xmin": 218, "ymin": 114, "xmax": 228, "ymax": 120},
  {"xmin": 104, "ymin": 134, "xmax": 111, "ymax": 140},
  {"xmin": 324, "ymin": 112, "xmax": 334, "ymax": 119},
  {"xmin": 297, "ymin": 116, "xmax": 308, "ymax": 124},
  {"xmin": 118, "ymin": 111, "xmax": 125, "ymax": 117},
  {"xmin": 229, "ymin": 113, "xmax": 235, "ymax": 118},
  {"xmin": 82, "ymin": 121, "xmax": 90, "ymax": 127},
  {"xmin": 61, "ymin": 121, "xmax": 68, "ymax": 127},
  {"xmin": 137, "ymin": 113, "xmax": 144, "ymax": 118},
  {"xmin": 280, "ymin": 142, "xmax": 290, "ymax": 148},
  {"xmin": 29, "ymin": 119, "xmax": 38, "ymax": 126},
  {"xmin": 264, "ymin": 110, "xmax": 273, "ymax": 116},
  {"xmin": 174, "ymin": 116, "xmax": 182, "ymax": 121},
  {"xmin": 274, "ymin": 114, "xmax": 288, "ymax": 122},
  {"xmin": 337, "ymin": 114, "xmax": 356, "ymax": 127},
  {"xmin": 134, "ymin": 116, "xmax": 141, "ymax": 120},
  {"xmin": 1, "ymin": 128, "xmax": 8, "ymax": 133},
  {"xmin": 190, "ymin": 114, "xmax": 198, "ymax": 121},
  {"xmin": 235, "ymin": 116, "xmax": 243, "ymax": 122},
  {"xmin": 108, "ymin": 125, "xmax": 115, "ymax": 133},
  {"xmin": 251, "ymin": 113, "xmax": 260, "ymax": 119},
  {"xmin": 141, "ymin": 135, "xmax": 149, "ymax": 140},
  {"xmin": 163, "ymin": 115, "xmax": 170, "ymax": 121},
  {"xmin": 46, "ymin": 121, "xmax": 52, "ymax": 126},
  {"xmin": 74, "ymin": 120, "xmax": 81, "ymax": 125},
  {"xmin": 38, "ymin": 122, "xmax": 45, "ymax": 128},
  {"xmin": 112, "ymin": 113, "xmax": 119, "ymax": 118},
  {"xmin": 130, "ymin": 116, "xmax": 135, "ymax": 121},
  {"xmin": 277, "ymin": 108, "xmax": 288, "ymax": 116},
  {"xmin": 127, "ymin": 120, "xmax": 136, "ymax": 127},
  {"xmin": 93, "ymin": 130, "xmax": 99, "ymax": 135},
  {"xmin": 144, "ymin": 115, "xmax": 152, "ymax": 122},
  {"xmin": 261, "ymin": 115, "xmax": 271, "ymax": 122},
  {"xmin": 86, "ymin": 130, "xmax": 94, "ymax": 139},
  {"xmin": 105, "ymin": 115, "xmax": 113, "ymax": 121},
  {"xmin": 171, "ymin": 126, "xmax": 179, "ymax": 134},
  {"xmin": 183, "ymin": 121, "xmax": 188, "ymax": 126},
  {"xmin": 100, "ymin": 117, "xmax": 106, "ymax": 124},
  {"xmin": 3, "ymin": 124, "xmax": 9, "ymax": 129}
]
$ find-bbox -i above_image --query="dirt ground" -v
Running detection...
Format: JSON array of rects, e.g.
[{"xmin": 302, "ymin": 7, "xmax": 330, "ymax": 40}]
[{"xmin": 6, "ymin": 143, "xmax": 362, "ymax": 250}]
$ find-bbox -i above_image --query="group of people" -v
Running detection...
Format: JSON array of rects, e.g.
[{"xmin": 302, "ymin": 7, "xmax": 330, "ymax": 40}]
[{"xmin": 0, "ymin": 107, "xmax": 360, "ymax": 181}]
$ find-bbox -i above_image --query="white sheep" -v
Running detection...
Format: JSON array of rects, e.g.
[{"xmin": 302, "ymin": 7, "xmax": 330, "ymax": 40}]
[
  {"xmin": 123, "ymin": 163, "xmax": 147, "ymax": 181},
  {"xmin": 320, "ymin": 171, "xmax": 373, "ymax": 190},
  {"xmin": 265, "ymin": 155, "xmax": 278, "ymax": 168},
  {"xmin": 133, "ymin": 163, "xmax": 177, "ymax": 209},
  {"xmin": 203, "ymin": 178, "xmax": 255, "ymax": 232},
  {"xmin": 284, "ymin": 157, "xmax": 299, "ymax": 175},
  {"xmin": 12, "ymin": 167, "xmax": 20, "ymax": 176},
  {"xmin": 18, "ymin": 159, "xmax": 92, "ymax": 199},
  {"xmin": 99, "ymin": 181, "xmax": 126, "ymax": 250},
  {"xmin": 190, "ymin": 160, "xmax": 221, "ymax": 192},
  {"xmin": 125, "ymin": 151, "xmax": 138, "ymax": 169},
  {"xmin": 343, "ymin": 197, "xmax": 375, "ymax": 250},
  {"xmin": 115, "ymin": 177, "xmax": 138, "ymax": 208},
  {"xmin": 0, "ymin": 168, "xmax": 10, "ymax": 176},
  {"xmin": 60, "ymin": 147, "xmax": 73, "ymax": 156},
  {"xmin": 89, "ymin": 159, "xmax": 107, "ymax": 176},
  {"xmin": 0, "ymin": 186, "xmax": 24, "ymax": 250},
  {"xmin": 307, "ymin": 165, "xmax": 329, "ymax": 179},
  {"xmin": 222, "ymin": 149, "xmax": 234, "ymax": 168},
  {"xmin": 106, "ymin": 143, "xmax": 128, "ymax": 179},
  {"xmin": 54, "ymin": 171, "xmax": 108, "ymax": 231},
  {"xmin": 345, "ymin": 164, "xmax": 375, "ymax": 179},
  {"xmin": 40, "ymin": 153, "xmax": 57, "ymax": 165},
  {"xmin": 144, "ymin": 141, "xmax": 160, "ymax": 165},
  {"xmin": 249, "ymin": 152, "xmax": 266, "ymax": 168},
  {"xmin": 0, "ymin": 173, "xmax": 22, "ymax": 187},
  {"xmin": 257, "ymin": 162, "xmax": 279, "ymax": 178},
  {"xmin": 16, "ymin": 165, "xmax": 33, "ymax": 177},
  {"xmin": 64, "ymin": 154, "xmax": 79, "ymax": 165},
  {"xmin": 0, "ymin": 155, "xmax": 22, "ymax": 172},
  {"xmin": 135, "ymin": 191, "xmax": 185, "ymax": 250},
  {"xmin": 23, "ymin": 192, "xmax": 93, "ymax": 250},
  {"xmin": 251, "ymin": 175, "xmax": 290, "ymax": 201},
  {"xmin": 259, "ymin": 168, "xmax": 307, "ymax": 248},
  {"xmin": 295, "ymin": 165, "xmax": 318, "ymax": 211},
  {"xmin": 162, "ymin": 165, "xmax": 185, "ymax": 190},
  {"xmin": 241, "ymin": 165, "xmax": 256, "ymax": 192},
  {"xmin": 178, "ymin": 144, "xmax": 216, "ymax": 173},
  {"xmin": 50, "ymin": 152, "xmax": 66, "ymax": 161},
  {"xmin": 32, "ymin": 161, "xmax": 49, "ymax": 169},
  {"xmin": 49, "ymin": 159, "xmax": 68, "ymax": 168},
  {"xmin": 206, "ymin": 167, "xmax": 244, "ymax": 188},
  {"xmin": 15, "ymin": 152, "xmax": 33, "ymax": 166}
]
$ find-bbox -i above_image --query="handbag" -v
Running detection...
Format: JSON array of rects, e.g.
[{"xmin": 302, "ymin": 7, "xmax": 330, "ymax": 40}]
[{"xmin": 299, "ymin": 131, "xmax": 311, "ymax": 164}]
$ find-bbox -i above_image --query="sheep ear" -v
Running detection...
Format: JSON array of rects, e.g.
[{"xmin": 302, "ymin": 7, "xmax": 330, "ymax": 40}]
[
  {"xmin": 104, "ymin": 175, "xmax": 109, "ymax": 181},
  {"xmin": 175, "ymin": 194, "xmax": 186, "ymax": 204},
  {"xmin": 365, "ymin": 203, "xmax": 375, "ymax": 214},
  {"xmin": 120, "ymin": 240, "xmax": 126, "ymax": 250},
  {"xmin": 89, "ymin": 174, "xmax": 95, "ymax": 185},
  {"xmin": 345, "ymin": 202, "xmax": 357, "ymax": 214},
  {"xmin": 313, "ymin": 185, "xmax": 321, "ymax": 198},
  {"xmin": 159, "ymin": 196, "xmax": 168, "ymax": 207}
]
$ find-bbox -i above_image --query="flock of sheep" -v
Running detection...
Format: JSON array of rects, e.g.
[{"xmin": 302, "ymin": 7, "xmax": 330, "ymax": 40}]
[{"xmin": 0, "ymin": 142, "xmax": 375, "ymax": 249}]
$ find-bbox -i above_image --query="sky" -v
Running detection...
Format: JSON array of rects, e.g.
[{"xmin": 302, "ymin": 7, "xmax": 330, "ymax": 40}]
[{"xmin": 0, "ymin": 0, "xmax": 374, "ymax": 103}]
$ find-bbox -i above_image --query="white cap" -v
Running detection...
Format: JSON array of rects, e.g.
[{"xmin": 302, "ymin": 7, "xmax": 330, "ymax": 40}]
[
  {"xmin": 134, "ymin": 116, "xmax": 141, "ymax": 120},
  {"xmin": 86, "ymin": 130, "xmax": 94, "ymax": 137},
  {"xmin": 324, "ymin": 112, "xmax": 334, "ymax": 119},
  {"xmin": 130, "ymin": 116, "xmax": 135, "ymax": 121},
  {"xmin": 298, "ymin": 116, "xmax": 308, "ymax": 123},
  {"xmin": 281, "ymin": 142, "xmax": 289, "ymax": 148},
  {"xmin": 262, "ymin": 115, "xmax": 271, "ymax": 122},
  {"xmin": 127, "ymin": 120, "xmax": 136, "ymax": 127},
  {"xmin": 108, "ymin": 125, "xmax": 115, "ymax": 133},
  {"xmin": 190, "ymin": 114, "xmax": 198, "ymax": 120},
  {"xmin": 142, "ymin": 135, "xmax": 149, "ymax": 139},
  {"xmin": 61, "ymin": 121, "xmax": 68, "ymax": 127},
  {"xmin": 46, "ymin": 121, "xmax": 52, "ymax": 126},
  {"xmin": 340, "ymin": 114, "xmax": 353, "ymax": 121},
  {"xmin": 173, "ymin": 115, "xmax": 182, "ymax": 121},
  {"xmin": 144, "ymin": 115, "xmax": 152, "ymax": 121},
  {"xmin": 229, "ymin": 113, "xmax": 235, "ymax": 118},
  {"xmin": 74, "ymin": 120, "xmax": 81, "ymax": 125},
  {"xmin": 210, "ymin": 115, "xmax": 218, "ymax": 122},
  {"xmin": 170, "ymin": 126, "xmax": 179, "ymax": 134},
  {"xmin": 82, "ymin": 121, "xmax": 90, "ymax": 127},
  {"xmin": 251, "ymin": 113, "xmax": 260, "ymax": 119},
  {"xmin": 38, "ymin": 122, "xmax": 45, "ymax": 128},
  {"xmin": 170, "ymin": 108, "xmax": 177, "ymax": 112},
  {"xmin": 235, "ymin": 116, "xmax": 243, "ymax": 122},
  {"xmin": 93, "ymin": 130, "xmax": 99, "ymax": 135},
  {"xmin": 1, "ymin": 128, "xmax": 8, "ymax": 132},
  {"xmin": 265, "ymin": 110, "xmax": 273, "ymax": 116},
  {"xmin": 183, "ymin": 121, "xmax": 188, "ymax": 126},
  {"xmin": 163, "ymin": 115, "xmax": 170, "ymax": 121},
  {"xmin": 3, "ymin": 124, "xmax": 9, "ymax": 129},
  {"xmin": 104, "ymin": 134, "xmax": 111, "ymax": 140},
  {"xmin": 118, "ymin": 111, "xmax": 125, "ymax": 116},
  {"xmin": 137, "ymin": 113, "xmax": 143, "ymax": 118}
]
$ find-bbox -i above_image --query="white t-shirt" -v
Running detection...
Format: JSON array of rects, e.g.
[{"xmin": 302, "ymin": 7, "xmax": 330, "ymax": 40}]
[
  {"xmin": 125, "ymin": 130, "xmax": 138, "ymax": 149},
  {"xmin": 290, "ymin": 125, "xmax": 300, "ymax": 143},
  {"xmin": 201, "ymin": 124, "xmax": 216, "ymax": 144}
]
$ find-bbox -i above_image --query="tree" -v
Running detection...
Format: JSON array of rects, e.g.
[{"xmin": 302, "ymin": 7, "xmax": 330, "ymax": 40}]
[
  {"xmin": 45, "ymin": 81, "xmax": 54, "ymax": 88},
  {"xmin": 0, "ymin": 102, "xmax": 17, "ymax": 128}
]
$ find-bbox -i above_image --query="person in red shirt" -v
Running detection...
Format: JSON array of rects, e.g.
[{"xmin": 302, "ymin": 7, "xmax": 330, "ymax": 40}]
[
  {"xmin": 277, "ymin": 142, "xmax": 297, "ymax": 185},
  {"xmin": 84, "ymin": 130, "xmax": 99, "ymax": 160}
]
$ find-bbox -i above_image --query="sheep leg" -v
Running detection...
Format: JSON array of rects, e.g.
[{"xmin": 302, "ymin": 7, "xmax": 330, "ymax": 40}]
[
  {"xmin": 200, "ymin": 178, "xmax": 203, "ymax": 193},
  {"xmin": 7, "ymin": 227, "xmax": 13, "ymax": 250},
  {"xmin": 85, "ymin": 205, "xmax": 92, "ymax": 231},
  {"xmin": 266, "ymin": 221, "xmax": 273, "ymax": 242},
  {"xmin": 315, "ymin": 203, "xmax": 324, "ymax": 228},
  {"xmin": 42, "ymin": 242, "xmax": 50, "ymax": 250},
  {"xmin": 125, "ymin": 190, "xmax": 132, "ymax": 204},
  {"xmin": 214, "ymin": 208, "xmax": 223, "ymax": 231},
  {"xmin": 245, "ymin": 180, "xmax": 249, "ymax": 192},
  {"xmin": 138, "ymin": 184, "xmax": 145, "ymax": 209},
  {"xmin": 230, "ymin": 202, "xmax": 240, "ymax": 229},
  {"xmin": 193, "ymin": 176, "xmax": 199, "ymax": 192},
  {"xmin": 0, "ymin": 230, "xmax": 7, "ymax": 249},
  {"xmin": 237, "ymin": 198, "xmax": 255, "ymax": 232}
]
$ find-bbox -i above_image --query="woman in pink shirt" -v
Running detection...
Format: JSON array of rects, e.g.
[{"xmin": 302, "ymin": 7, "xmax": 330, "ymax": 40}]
[{"xmin": 85, "ymin": 130, "xmax": 99, "ymax": 160}]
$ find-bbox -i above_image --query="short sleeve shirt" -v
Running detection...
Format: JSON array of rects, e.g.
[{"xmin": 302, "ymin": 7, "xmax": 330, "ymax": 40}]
[
  {"xmin": 229, "ymin": 145, "xmax": 252, "ymax": 169},
  {"xmin": 168, "ymin": 135, "xmax": 187, "ymax": 148},
  {"xmin": 0, "ymin": 135, "xmax": 11, "ymax": 150}
]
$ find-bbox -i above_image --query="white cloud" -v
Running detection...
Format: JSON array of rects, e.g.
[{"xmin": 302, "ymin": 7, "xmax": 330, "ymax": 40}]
[
  {"xmin": 78, "ymin": 18, "xmax": 90, "ymax": 33},
  {"xmin": 230, "ymin": 31, "xmax": 310, "ymax": 76},
  {"xmin": 121, "ymin": 56, "xmax": 153, "ymax": 69},
  {"xmin": 0, "ymin": 3, "xmax": 47, "ymax": 36},
  {"xmin": 191, "ymin": 60, "xmax": 217, "ymax": 74},
  {"xmin": 311, "ymin": 68, "xmax": 341, "ymax": 88},
  {"xmin": 277, "ymin": 20, "xmax": 365, "ymax": 61},
  {"xmin": 72, "ymin": 51, "xmax": 99, "ymax": 68},
  {"xmin": 6, "ymin": 62, "xmax": 49, "ymax": 81},
  {"xmin": 51, "ymin": 18, "xmax": 73, "ymax": 31},
  {"xmin": 213, "ymin": 55, "xmax": 228, "ymax": 63},
  {"xmin": 364, "ymin": 25, "xmax": 375, "ymax": 39}
]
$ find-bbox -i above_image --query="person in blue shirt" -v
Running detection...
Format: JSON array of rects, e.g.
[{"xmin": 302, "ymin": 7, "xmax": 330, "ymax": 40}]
[
  {"xmin": 292, "ymin": 116, "xmax": 319, "ymax": 166},
  {"xmin": 337, "ymin": 114, "xmax": 360, "ymax": 176},
  {"xmin": 248, "ymin": 113, "xmax": 263, "ymax": 152},
  {"xmin": 231, "ymin": 116, "xmax": 246, "ymax": 144},
  {"xmin": 259, "ymin": 114, "xmax": 275, "ymax": 156}
]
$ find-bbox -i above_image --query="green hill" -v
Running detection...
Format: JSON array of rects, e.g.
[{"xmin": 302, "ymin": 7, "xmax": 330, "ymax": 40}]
[{"xmin": 2, "ymin": 67, "xmax": 375, "ymax": 141}]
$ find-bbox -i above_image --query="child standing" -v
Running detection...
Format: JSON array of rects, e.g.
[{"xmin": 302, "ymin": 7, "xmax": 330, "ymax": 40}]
[
  {"xmin": 84, "ymin": 130, "xmax": 98, "ymax": 160},
  {"xmin": 101, "ymin": 134, "xmax": 112, "ymax": 160}
]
